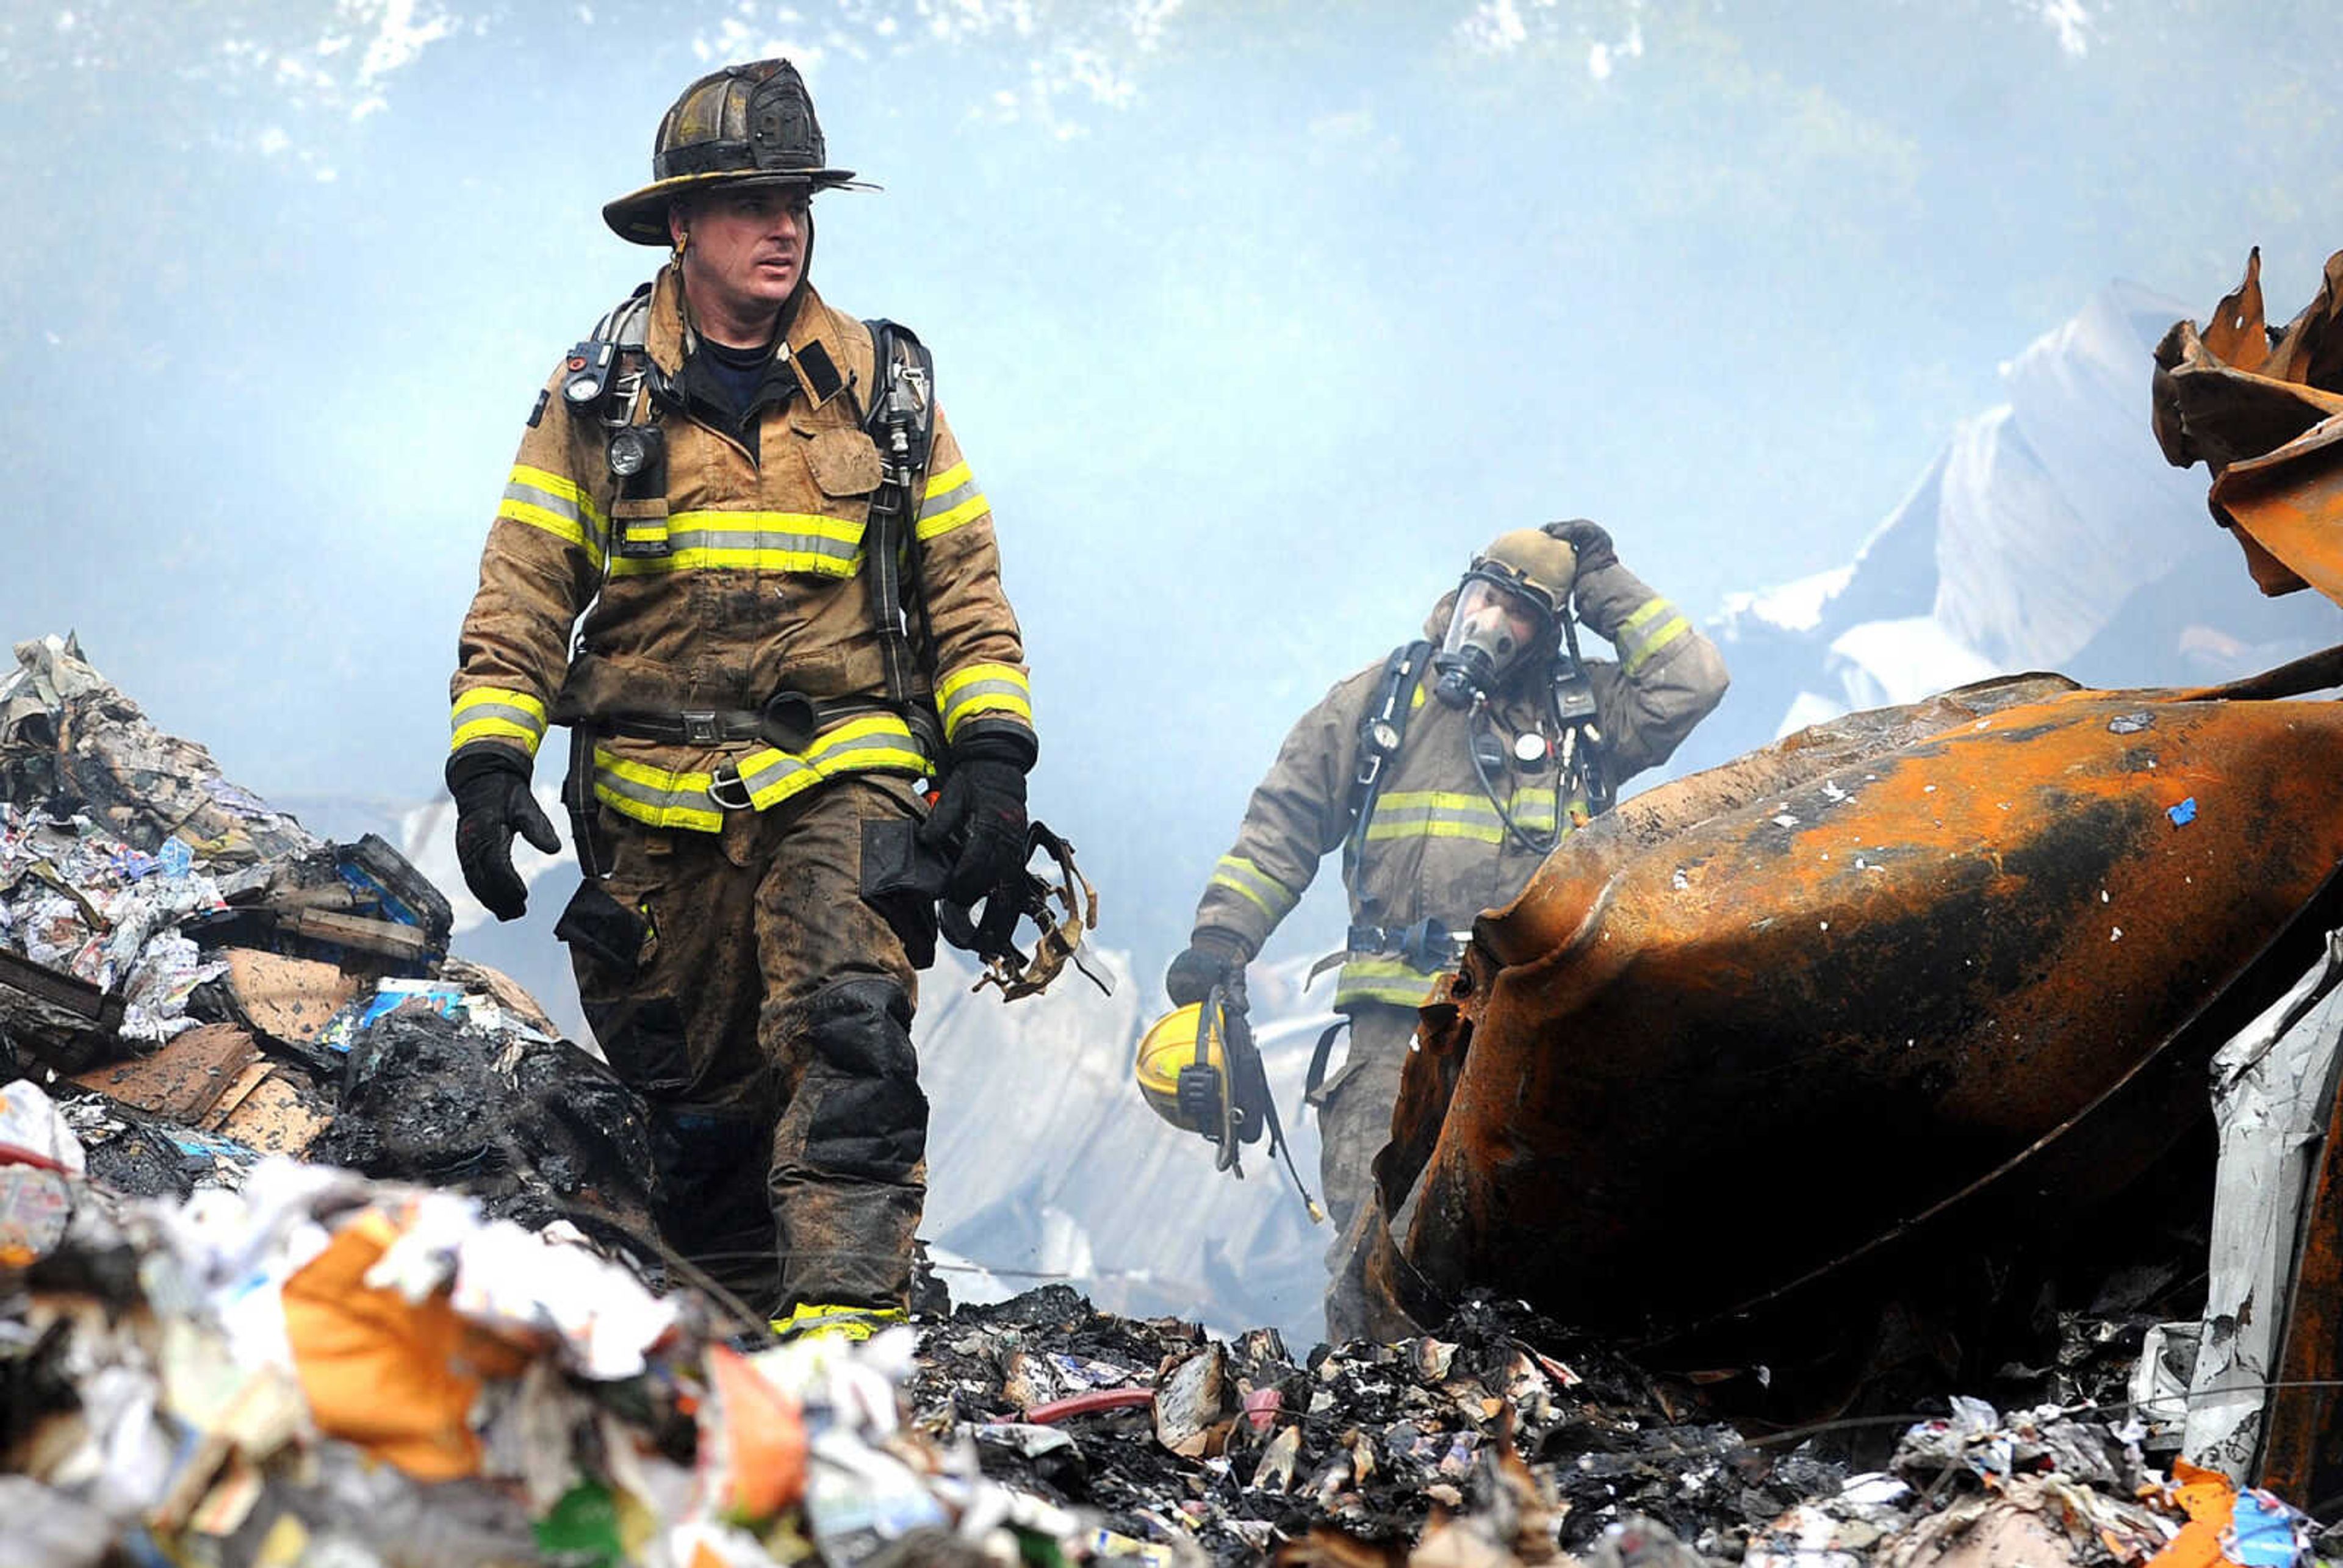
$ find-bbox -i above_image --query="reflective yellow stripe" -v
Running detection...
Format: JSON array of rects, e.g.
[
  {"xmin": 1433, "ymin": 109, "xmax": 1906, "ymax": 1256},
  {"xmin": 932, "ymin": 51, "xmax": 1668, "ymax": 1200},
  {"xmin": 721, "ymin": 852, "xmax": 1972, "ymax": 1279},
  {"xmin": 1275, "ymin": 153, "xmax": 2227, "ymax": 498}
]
[
  {"xmin": 1614, "ymin": 595, "xmax": 1693, "ymax": 675},
  {"xmin": 451, "ymin": 717, "xmax": 542, "ymax": 753},
  {"xmin": 915, "ymin": 494, "xmax": 991, "ymax": 541},
  {"xmin": 1510, "ymin": 788, "xmax": 1560, "ymax": 828},
  {"xmin": 500, "ymin": 465, "xmax": 607, "ymax": 566},
  {"xmin": 1334, "ymin": 956, "xmax": 1444, "ymax": 1010},
  {"xmin": 916, "ymin": 461, "xmax": 991, "ymax": 540},
  {"xmin": 737, "ymin": 715, "xmax": 928, "ymax": 811},
  {"xmin": 1366, "ymin": 789, "xmax": 1506, "ymax": 845},
  {"xmin": 449, "ymin": 687, "xmax": 549, "ymax": 758},
  {"xmin": 1622, "ymin": 615, "xmax": 1691, "ymax": 675},
  {"xmin": 605, "ymin": 511, "xmax": 866, "ymax": 578},
  {"xmin": 1209, "ymin": 855, "xmax": 1299, "ymax": 921},
  {"xmin": 589, "ymin": 714, "xmax": 926, "ymax": 833},
  {"xmin": 1367, "ymin": 786, "xmax": 1569, "ymax": 845},
  {"xmin": 513, "ymin": 464, "xmax": 594, "ymax": 511},
  {"xmin": 1618, "ymin": 597, "xmax": 1673, "ymax": 633},
  {"xmin": 772, "ymin": 1303, "xmax": 906, "ymax": 1341},
  {"xmin": 592, "ymin": 752, "xmax": 724, "ymax": 833},
  {"xmin": 498, "ymin": 499, "xmax": 605, "ymax": 565},
  {"xmin": 453, "ymin": 687, "xmax": 546, "ymax": 722},
  {"xmin": 935, "ymin": 662, "xmax": 1033, "ymax": 740},
  {"xmin": 1381, "ymin": 820, "xmax": 1504, "ymax": 844},
  {"xmin": 1380, "ymin": 791, "xmax": 1490, "ymax": 811}
]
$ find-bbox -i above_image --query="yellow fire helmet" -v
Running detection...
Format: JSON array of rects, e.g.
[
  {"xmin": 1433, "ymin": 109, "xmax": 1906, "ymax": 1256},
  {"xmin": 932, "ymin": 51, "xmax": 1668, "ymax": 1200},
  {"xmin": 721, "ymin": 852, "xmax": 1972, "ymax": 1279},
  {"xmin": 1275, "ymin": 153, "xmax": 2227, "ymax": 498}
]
[
  {"xmin": 1134, "ymin": 996, "xmax": 1325, "ymax": 1223},
  {"xmin": 1134, "ymin": 1001, "xmax": 1232, "ymax": 1142}
]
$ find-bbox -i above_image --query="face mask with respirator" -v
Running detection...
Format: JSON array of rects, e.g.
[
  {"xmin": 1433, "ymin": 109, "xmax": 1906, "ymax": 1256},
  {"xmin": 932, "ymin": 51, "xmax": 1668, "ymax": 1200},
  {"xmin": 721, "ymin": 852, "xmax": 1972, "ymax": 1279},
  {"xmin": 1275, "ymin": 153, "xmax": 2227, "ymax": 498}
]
[{"xmin": 1432, "ymin": 574, "xmax": 1551, "ymax": 708}]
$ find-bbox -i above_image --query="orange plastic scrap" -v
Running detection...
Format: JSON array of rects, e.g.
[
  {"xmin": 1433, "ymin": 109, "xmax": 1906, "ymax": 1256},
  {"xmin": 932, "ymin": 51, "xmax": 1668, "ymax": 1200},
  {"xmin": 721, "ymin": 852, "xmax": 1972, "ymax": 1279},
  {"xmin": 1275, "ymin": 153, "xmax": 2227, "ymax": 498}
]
[
  {"xmin": 2143, "ymin": 1460, "xmax": 2237, "ymax": 1568},
  {"xmin": 700, "ymin": 1344, "xmax": 808, "ymax": 1525},
  {"xmin": 2154, "ymin": 246, "xmax": 2343, "ymax": 605},
  {"xmin": 278, "ymin": 1209, "xmax": 531, "ymax": 1481}
]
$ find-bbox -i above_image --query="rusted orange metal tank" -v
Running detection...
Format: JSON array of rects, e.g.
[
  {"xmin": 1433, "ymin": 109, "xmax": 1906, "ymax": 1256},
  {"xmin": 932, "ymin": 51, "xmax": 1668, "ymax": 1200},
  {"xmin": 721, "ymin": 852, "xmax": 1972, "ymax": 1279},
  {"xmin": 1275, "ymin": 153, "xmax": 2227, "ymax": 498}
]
[{"xmin": 1360, "ymin": 671, "xmax": 2343, "ymax": 1344}]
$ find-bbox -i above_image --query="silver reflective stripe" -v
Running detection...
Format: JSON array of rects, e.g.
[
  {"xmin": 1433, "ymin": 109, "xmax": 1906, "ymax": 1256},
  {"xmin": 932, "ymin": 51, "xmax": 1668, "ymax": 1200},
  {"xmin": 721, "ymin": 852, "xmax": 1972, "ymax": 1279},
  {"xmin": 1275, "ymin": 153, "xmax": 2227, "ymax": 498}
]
[
  {"xmin": 1616, "ymin": 596, "xmax": 1693, "ymax": 674},
  {"xmin": 810, "ymin": 728, "xmax": 922, "ymax": 768},
  {"xmin": 736, "ymin": 750, "xmax": 817, "ymax": 800},
  {"xmin": 658, "ymin": 523, "xmax": 862, "ymax": 564},
  {"xmin": 918, "ymin": 473, "xmax": 982, "ymax": 521},
  {"xmin": 940, "ymin": 677, "xmax": 1027, "ymax": 724},
  {"xmin": 503, "ymin": 474, "xmax": 606, "ymax": 555},
  {"xmin": 1211, "ymin": 855, "xmax": 1299, "ymax": 921},
  {"xmin": 1334, "ymin": 957, "xmax": 1444, "ymax": 1009},
  {"xmin": 1367, "ymin": 800, "xmax": 1506, "ymax": 836},
  {"xmin": 594, "ymin": 768, "xmax": 689, "ymax": 813},
  {"xmin": 1511, "ymin": 790, "xmax": 1560, "ymax": 827},
  {"xmin": 455, "ymin": 699, "xmax": 544, "ymax": 737}
]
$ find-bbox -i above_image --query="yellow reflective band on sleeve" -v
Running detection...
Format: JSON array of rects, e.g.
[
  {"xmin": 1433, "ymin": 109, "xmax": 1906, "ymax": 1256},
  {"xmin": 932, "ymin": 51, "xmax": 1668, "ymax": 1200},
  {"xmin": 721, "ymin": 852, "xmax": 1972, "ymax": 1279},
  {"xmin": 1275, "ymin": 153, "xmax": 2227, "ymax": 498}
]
[
  {"xmin": 1333, "ymin": 956, "xmax": 1445, "ymax": 1011},
  {"xmin": 449, "ymin": 687, "xmax": 549, "ymax": 758},
  {"xmin": 500, "ymin": 465, "xmax": 607, "ymax": 568},
  {"xmin": 915, "ymin": 459, "xmax": 991, "ymax": 541},
  {"xmin": 1209, "ymin": 855, "xmax": 1300, "ymax": 922},
  {"xmin": 605, "ymin": 511, "xmax": 866, "ymax": 578},
  {"xmin": 590, "ymin": 713, "xmax": 927, "ymax": 833},
  {"xmin": 1616, "ymin": 596, "xmax": 1693, "ymax": 675},
  {"xmin": 935, "ymin": 662, "xmax": 1034, "ymax": 740}
]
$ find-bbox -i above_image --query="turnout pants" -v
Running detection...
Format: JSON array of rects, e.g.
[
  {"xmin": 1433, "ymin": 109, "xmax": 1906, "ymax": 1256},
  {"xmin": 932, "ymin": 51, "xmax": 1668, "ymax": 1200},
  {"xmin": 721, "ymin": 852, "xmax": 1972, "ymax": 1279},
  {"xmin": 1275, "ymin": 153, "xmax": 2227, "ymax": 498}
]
[
  {"xmin": 1312, "ymin": 1001, "xmax": 1419, "ymax": 1340},
  {"xmin": 561, "ymin": 774, "xmax": 927, "ymax": 1317}
]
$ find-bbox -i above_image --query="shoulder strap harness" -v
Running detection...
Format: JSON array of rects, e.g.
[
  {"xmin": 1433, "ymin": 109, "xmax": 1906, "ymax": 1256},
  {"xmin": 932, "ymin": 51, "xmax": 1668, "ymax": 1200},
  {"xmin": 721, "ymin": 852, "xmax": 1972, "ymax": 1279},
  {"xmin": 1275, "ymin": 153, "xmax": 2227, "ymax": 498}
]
[
  {"xmin": 859, "ymin": 318, "xmax": 941, "ymax": 740},
  {"xmin": 1345, "ymin": 638, "xmax": 1433, "ymax": 857}
]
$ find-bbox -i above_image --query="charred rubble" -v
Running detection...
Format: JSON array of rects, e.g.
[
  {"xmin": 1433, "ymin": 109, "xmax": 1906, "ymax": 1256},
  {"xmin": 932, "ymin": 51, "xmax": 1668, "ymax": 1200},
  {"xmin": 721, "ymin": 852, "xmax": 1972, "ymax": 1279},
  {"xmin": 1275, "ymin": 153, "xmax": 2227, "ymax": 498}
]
[{"xmin": 0, "ymin": 632, "xmax": 2332, "ymax": 1566}]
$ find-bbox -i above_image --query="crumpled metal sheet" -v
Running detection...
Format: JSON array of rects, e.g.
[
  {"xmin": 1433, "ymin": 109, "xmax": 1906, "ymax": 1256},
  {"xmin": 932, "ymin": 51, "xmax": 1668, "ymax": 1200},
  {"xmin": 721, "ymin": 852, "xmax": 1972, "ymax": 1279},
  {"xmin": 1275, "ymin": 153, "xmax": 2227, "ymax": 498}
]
[
  {"xmin": 2154, "ymin": 247, "xmax": 2343, "ymax": 605},
  {"xmin": 2178, "ymin": 931, "xmax": 2343, "ymax": 1480},
  {"xmin": 1359, "ymin": 672, "xmax": 2343, "ymax": 1361}
]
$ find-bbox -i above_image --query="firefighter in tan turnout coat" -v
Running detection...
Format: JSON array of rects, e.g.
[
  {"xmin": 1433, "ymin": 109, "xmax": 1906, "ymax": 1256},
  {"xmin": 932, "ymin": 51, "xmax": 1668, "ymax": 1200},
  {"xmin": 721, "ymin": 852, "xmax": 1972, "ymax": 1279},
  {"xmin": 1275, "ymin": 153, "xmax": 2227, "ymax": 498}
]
[
  {"xmin": 447, "ymin": 60, "xmax": 1035, "ymax": 1339},
  {"xmin": 1169, "ymin": 523, "xmax": 1727, "ymax": 1336}
]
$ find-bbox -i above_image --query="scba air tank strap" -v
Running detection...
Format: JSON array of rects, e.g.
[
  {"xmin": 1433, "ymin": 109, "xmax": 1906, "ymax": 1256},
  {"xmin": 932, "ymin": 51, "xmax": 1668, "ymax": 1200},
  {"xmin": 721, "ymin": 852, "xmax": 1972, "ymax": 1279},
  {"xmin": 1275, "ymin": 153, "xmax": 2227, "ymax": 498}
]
[
  {"xmin": 1344, "ymin": 639, "xmax": 1433, "ymax": 861},
  {"xmin": 859, "ymin": 318, "xmax": 943, "ymax": 758}
]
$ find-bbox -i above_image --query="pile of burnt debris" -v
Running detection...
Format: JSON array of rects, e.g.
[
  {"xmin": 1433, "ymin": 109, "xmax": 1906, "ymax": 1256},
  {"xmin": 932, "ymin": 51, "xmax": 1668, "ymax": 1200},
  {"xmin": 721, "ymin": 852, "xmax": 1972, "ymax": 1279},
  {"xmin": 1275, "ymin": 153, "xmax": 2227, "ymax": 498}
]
[
  {"xmin": 908, "ymin": 1282, "xmax": 2330, "ymax": 1567},
  {"xmin": 2, "ymin": 633, "xmax": 2335, "ymax": 1567},
  {"xmin": 0, "ymin": 634, "xmax": 661, "ymax": 1248}
]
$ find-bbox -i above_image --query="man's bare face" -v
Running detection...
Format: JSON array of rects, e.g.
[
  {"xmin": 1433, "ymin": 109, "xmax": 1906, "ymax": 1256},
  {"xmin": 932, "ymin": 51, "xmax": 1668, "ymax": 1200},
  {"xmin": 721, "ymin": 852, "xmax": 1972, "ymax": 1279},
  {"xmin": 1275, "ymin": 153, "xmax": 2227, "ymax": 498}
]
[{"xmin": 671, "ymin": 185, "xmax": 811, "ymax": 336}]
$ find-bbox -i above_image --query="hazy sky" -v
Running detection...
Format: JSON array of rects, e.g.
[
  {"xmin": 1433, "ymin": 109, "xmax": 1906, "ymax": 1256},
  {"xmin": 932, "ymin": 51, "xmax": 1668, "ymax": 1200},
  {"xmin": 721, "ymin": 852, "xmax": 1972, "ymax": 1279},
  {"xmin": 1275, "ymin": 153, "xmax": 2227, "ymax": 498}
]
[{"xmin": 7, "ymin": 0, "xmax": 2342, "ymax": 964}]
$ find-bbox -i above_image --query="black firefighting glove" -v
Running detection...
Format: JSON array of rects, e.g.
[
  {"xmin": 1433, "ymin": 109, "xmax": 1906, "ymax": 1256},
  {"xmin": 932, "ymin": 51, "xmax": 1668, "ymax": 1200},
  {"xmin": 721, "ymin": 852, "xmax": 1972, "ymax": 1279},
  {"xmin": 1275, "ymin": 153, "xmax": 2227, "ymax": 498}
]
[
  {"xmin": 1165, "ymin": 929, "xmax": 1248, "ymax": 1009},
  {"xmin": 1541, "ymin": 517, "xmax": 1617, "ymax": 577},
  {"xmin": 920, "ymin": 740, "xmax": 1030, "ymax": 906},
  {"xmin": 448, "ymin": 752, "xmax": 561, "ymax": 922}
]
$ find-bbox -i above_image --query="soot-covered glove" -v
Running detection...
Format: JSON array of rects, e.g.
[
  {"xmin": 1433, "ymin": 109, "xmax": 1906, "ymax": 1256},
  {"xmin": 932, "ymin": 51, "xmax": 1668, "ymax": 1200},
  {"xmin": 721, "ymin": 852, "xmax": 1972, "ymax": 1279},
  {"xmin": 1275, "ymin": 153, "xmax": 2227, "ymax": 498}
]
[
  {"xmin": 1165, "ymin": 930, "xmax": 1247, "ymax": 1008},
  {"xmin": 920, "ymin": 753, "xmax": 1030, "ymax": 906},
  {"xmin": 450, "ymin": 753, "xmax": 561, "ymax": 922},
  {"xmin": 1541, "ymin": 517, "xmax": 1617, "ymax": 577}
]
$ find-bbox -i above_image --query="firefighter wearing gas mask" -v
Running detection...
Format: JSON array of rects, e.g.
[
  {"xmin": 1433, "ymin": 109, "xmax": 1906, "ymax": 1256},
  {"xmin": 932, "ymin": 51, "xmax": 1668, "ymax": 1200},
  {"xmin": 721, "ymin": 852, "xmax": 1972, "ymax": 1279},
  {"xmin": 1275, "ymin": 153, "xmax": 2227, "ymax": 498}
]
[
  {"xmin": 1163, "ymin": 521, "xmax": 1728, "ymax": 1339},
  {"xmin": 444, "ymin": 60, "xmax": 1037, "ymax": 1342}
]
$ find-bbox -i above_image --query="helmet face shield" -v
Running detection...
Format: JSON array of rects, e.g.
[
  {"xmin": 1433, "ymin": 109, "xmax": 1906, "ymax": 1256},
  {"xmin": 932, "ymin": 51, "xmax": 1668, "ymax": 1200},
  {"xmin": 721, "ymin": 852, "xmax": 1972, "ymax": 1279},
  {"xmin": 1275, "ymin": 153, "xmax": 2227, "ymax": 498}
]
[{"xmin": 1433, "ymin": 574, "xmax": 1552, "ymax": 708}]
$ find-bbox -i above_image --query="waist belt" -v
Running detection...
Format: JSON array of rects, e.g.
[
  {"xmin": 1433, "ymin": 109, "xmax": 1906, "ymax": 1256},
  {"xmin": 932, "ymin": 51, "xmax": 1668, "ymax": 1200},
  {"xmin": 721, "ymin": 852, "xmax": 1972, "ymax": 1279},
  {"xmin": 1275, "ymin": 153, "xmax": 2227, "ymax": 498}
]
[
  {"xmin": 1308, "ymin": 916, "xmax": 1472, "ymax": 988},
  {"xmin": 597, "ymin": 691, "xmax": 891, "ymax": 755},
  {"xmin": 1346, "ymin": 917, "xmax": 1470, "ymax": 974}
]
